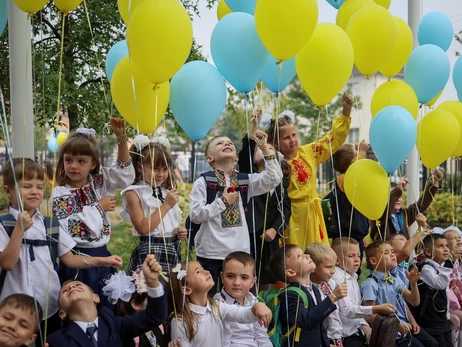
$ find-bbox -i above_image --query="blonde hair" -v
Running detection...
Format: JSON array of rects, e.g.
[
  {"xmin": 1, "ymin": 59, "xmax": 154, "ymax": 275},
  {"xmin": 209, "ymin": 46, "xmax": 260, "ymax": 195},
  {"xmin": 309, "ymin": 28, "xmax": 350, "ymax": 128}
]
[
  {"xmin": 266, "ymin": 115, "xmax": 294, "ymax": 149},
  {"xmin": 305, "ymin": 242, "xmax": 337, "ymax": 264},
  {"xmin": 331, "ymin": 237, "xmax": 359, "ymax": 257}
]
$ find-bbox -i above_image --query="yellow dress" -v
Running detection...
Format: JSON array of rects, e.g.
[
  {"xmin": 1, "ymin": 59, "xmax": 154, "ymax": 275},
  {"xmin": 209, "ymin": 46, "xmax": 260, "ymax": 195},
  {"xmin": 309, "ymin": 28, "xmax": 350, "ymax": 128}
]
[{"xmin": 285, "ymin": 114, "xmax": 351, "ymax": 250}]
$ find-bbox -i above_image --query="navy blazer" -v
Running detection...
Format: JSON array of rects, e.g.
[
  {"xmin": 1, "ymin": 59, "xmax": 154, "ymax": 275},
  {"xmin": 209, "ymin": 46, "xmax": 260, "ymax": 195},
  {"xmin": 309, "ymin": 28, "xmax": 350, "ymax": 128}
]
[
  {"xmin": 280, "ymin": 283, "xmax": 336, "ymax": 347},
  {"xmin": 47, "ymin": 294, "xmax": 168, "ymax": 347}
]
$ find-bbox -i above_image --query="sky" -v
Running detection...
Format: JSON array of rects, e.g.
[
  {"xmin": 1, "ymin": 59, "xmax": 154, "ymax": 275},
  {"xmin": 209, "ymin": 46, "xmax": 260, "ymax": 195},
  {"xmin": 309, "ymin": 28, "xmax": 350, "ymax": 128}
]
[{"xmin": 192, "ymin": 0, "xmax": 462, "ymax": 104}]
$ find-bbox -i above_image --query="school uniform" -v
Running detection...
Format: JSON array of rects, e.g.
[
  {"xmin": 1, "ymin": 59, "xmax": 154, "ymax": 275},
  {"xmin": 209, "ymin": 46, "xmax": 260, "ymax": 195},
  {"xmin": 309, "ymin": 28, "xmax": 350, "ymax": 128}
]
[
  {"xmin": 47, "ymin": 285, "xmax": 168, "ymax": 347},
  {"xmin": 313, "ymin": 280, "xmax": 343, "ymax": 343}
]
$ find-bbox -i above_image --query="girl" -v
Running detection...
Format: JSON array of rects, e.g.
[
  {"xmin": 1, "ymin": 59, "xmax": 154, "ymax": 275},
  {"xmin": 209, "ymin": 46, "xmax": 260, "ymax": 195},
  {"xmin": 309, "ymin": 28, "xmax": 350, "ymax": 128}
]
[
  {"xmin": 121, "ymin": 135, "xmax": 187, "ymax": 274},
  {"xmin": 168, "ymin": 261, "xmax": 272, "ymax": 347},
  {"xmin": 238, "ymin": 109, "xmax": 291, "ymax": 290},
  {"xmin": 52, "ymin": 118, "xmax": 135, "ymax": 305},
  {"xmin": 265, "ymin": 93, "xmax": 353, "ymax": 250}
]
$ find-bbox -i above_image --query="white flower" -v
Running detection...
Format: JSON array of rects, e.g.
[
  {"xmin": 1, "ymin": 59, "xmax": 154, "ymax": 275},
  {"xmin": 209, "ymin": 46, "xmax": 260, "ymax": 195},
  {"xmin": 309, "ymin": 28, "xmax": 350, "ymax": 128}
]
[
  {"xmin": 102, "ymin": 271, "xmax": 136, "ymax": 304},
  {"xmin": 76, "ymin": 128, "xmax": 96, "ymax": 137},
  {"xmin": 259, "ymin": 113, "xmax": 273, "ymax": 131},
  {"xmin": 133, "ymin": 135, "xmax": 151, "ymax": 151}
]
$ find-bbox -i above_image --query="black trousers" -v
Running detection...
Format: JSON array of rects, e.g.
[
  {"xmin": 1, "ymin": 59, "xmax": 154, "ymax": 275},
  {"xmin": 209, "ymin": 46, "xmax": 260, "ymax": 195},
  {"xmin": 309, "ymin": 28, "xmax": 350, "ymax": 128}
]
[
  {"xmin": 422, "ymin": 321, "xmax": 452, "ymax": 347},
  {"xmin": 197, "ymin": 256, "xmax": 223, "ymax": 296},
  {"xmin": 396, "ymin": 325, "xmax": 439, "ymax": 347},
  {"xmin": 343, "ymin": 334, "xmax": 368, "ymax": 347}
]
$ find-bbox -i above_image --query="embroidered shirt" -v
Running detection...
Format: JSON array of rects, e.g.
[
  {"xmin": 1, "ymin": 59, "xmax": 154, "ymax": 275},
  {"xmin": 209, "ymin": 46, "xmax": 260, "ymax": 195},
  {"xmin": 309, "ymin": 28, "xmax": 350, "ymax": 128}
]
[{"xmin": 313, "ymin": 279, "xmax": 343, "ymax": 340}]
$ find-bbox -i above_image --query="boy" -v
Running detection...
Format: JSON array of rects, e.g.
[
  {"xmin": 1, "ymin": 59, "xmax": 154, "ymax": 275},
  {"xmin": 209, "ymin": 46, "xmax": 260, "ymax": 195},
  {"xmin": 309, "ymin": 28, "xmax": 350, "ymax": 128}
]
[
  {"xmin": 371, "ymin": 170, "xmax": 443, "ymax": 241},
  {"xmin": 361, "ymin": 241, "xmax": 437, "ymax": 347},
  {"xmin": 0, "ymin": 294, "xmax": 42, "ymax": 347},
  {"xmin": 214, "ymin": 251, "xmax": 272, "ymax": 347},
  {"xmin": 331, "ymin": 237, "xmax": 396, "ymax": 347},
  {"xmin": 47, "ymin": 254, "xmax": 168, "ymax": 346},
  {"xmin": 190, "ymin": 134, "xmax": 282, "ymax": 294},
  {"xmin": 413, "ymin": 234, "xmax": 453, "ymax": 346},
  {"xmin": 269, "ymin": 244, "xmax": 348, "ymax": 347},
  {"xmin": 0, "ymin": 158, "xmax": 122, "ymax": 337}
]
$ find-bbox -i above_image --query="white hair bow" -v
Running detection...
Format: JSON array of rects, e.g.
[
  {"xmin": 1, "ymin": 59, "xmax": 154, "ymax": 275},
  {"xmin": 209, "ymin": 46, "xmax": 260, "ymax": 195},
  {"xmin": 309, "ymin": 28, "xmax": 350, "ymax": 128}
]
[
  {"xmin": 76, "ymin": 128, "xmax": 96, "ymax": 138},
  {"xmin": 102, "ymin": 271, "xmax": 136, "ymax": 304},
  {"xmin": 258, "ymin": 110, "xmax": 296, "ymax": 132},
  {"xmin": 172, "ymin": 263, "xmax": 187, "ymax": 281}
]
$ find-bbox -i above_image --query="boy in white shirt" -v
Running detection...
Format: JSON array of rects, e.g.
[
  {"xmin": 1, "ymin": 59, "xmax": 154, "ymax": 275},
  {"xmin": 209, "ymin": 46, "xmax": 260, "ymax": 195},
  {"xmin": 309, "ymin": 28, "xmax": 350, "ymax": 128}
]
[
  {"xmin": 331, "ymin": 237, "xmax": 396, "ymax": 347},
  {"xmin": 214, "ymin": 251, "xmax": 272, "ymax": 347},
  {"xmin": 189, "ymin": 134, "xmax": 282, "ymax": 294}
]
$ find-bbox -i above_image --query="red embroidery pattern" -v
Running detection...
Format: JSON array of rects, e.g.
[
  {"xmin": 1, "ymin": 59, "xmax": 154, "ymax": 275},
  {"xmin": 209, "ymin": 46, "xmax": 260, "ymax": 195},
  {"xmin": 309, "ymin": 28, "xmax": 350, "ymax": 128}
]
[
  {"xmin": 311, "ymin": 131, "xmax": 334, "ymax": 159},
  {"xmin": 292, "ymin": 159, "xmax": 310, "ymax": 185}
]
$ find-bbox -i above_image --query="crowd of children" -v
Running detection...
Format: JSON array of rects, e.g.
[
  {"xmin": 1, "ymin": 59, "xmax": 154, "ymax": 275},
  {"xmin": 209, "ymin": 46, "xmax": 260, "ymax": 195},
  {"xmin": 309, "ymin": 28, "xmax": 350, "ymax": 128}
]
[{"xmin": 1, "ymin": 96, "xmax": 461, "ymax": 347}]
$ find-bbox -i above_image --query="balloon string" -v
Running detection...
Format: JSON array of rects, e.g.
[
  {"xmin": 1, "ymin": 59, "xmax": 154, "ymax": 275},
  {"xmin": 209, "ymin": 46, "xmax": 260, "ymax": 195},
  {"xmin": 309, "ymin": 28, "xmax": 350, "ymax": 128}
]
[{"xmin": 55, "ymin": 13, "xmax": 66, "ymax": 124}]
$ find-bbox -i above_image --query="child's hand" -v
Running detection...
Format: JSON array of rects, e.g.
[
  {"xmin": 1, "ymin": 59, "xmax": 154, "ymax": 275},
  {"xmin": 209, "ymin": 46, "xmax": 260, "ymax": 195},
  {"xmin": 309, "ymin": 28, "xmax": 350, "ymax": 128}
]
[
  {"xmin": 331, "ymin": 282, "xmax": 348, "ymax": 302},
  {"xmin": 398, "ymin": 321, "xmax": 412, "ymax": 335},
  {"xmin": 405, "ymin": 267, "xmax": 420, "ymax": 284},
  {"xmin": 398, "ymin": 176, "xmax": 409, "ymax": 190},
  {"xmin": 342, "ymin": 93, "xmax": 354, "ymax": 117},
  {"xmin": 373, "ymin": 303, "xmax": 396, "ymax": 316},
  {"xmin": 263, "ymin": 228, "xmax": 277, "ymax": 242},
  {"xmin": 111, "ymin": 118, "xmax": 126, "ymax": 139},
  {"xmin": 98, "ymin": 196, "xmax": 117, "ymax": 212},
  {"xmin": 251, "ymin": 302, "xmax": 272, "ymax": 327},
  {"xmin": 222, "ymin": 190, "xmax": 238, "ymax": 206},
  {"xmin": 164, "ymin": 188, "xmax": 179, "ymax": 209},
  {"xmin": 255, "ymin": 131, "xmax": 268, "ymax": 146},
  {"xmin": 416, "ymin": 213, "xmax": 427, "ymax": 228},
  {"xmin": 104, "ymin": 255, "xmax": 123, "ymax": 268},
  {"xmin": 168, "ymin": 339, "xmax": 182, "ymax": 347},
  {"xmin": 16, "ymin": 211, "xmax": 33, "ymax": 232},
  {"xmin": 177, "ymin": 227, "xmax": 187, "ymax": 240},
  {"xmin": 250, "ymin": 108, "xmax": 263, "ymax": 140},
  {"xmin": 359, "ymin": 139, "xmax": 370, "ymax": 155},
  {"xmin": 432, "ymin": 169, "xmax": 443, "ymax": 185},
  {"xmin": 410, "ymin": 320, "xmax": 420, "ymax": 334},
  {"xmin": 143, "ymin": 254, "xmax": 162, "ymax": 288}
]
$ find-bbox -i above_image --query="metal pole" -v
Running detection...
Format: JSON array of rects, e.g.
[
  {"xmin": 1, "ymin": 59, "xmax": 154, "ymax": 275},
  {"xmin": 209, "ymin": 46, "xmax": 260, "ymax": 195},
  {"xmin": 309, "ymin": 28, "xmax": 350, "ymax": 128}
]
[
  {"xmin": 8, "ymin": 0, "xmax": 34, "ymax": 159},
  {"xmin": 407, "ymin": 0, "xmax": 421, "ymax": 206}
]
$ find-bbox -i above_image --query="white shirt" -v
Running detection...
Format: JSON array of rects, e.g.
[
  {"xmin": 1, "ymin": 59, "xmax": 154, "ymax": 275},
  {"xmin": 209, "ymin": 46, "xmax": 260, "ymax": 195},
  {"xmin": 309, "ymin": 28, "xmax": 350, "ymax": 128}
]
[
  {"xmin": 170, "ymin": 298, "xmax": 258, "ymax": 347},
  {"xmin": 313, "ymin": 279, "xmax": 343, "ymax": 340},
  {"xmin": 214, "ymin": 289, "xmax": 273, "ymax": 347},
  {"xmin": 190, "ymin": 159, "xmax": 282, "ymax": 259},
  {"xmin": 0, "ymin": 208, "xmax": 76, "ymax": 318},
  {"xmin": 120, "ymin": 183, "xmax": 182, "ymax": 237},
  {"xmin": 332, "ymin": 267, "xmax": 372, "ymax": 337},
  {"xmin": 420, "ymin": 258, "xmax": 452, "ymax": 319},
  {"xmin": 53, "ymin": 160, "xmax": 135, "ymax": 248}
]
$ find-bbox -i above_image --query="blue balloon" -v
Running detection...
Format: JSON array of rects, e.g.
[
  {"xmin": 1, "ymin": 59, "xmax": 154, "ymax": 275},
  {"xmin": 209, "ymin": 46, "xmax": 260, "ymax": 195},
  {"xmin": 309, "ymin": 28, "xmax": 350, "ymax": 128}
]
[
  {"xmin": 261, "ymin": 56, "xmax": 296, "ymax": 93},
  {"xmin": 48, "ymin": 138, "xmax": 58, "ymax": 153},
  {"xmin": 370, "ymin": 106, "xmax": 417, "ymax": 173},
  {"xmin": 0, "ymin": 0, "xmax": 8, "ymax": 37},
  {"xmin": 404, "ymin": 44, "xmax": 450, "ymax": 104},
  {"xmin": 418, "ymin": 12, "xmax": 453, "ymax": 52},
  {"xmin": 170, "ymin": 61, "xmax": 227, "ymax": 141},
  {"xmin": 224, "ymin": 0, "xmax": 256, "ymax": 15},
  {"xmin": 326, "ymin": 0, "xmax": 346, "ymax": 9},
  {"xmin": 458, "ymin": 91, "xmax": 462, "ymax": 103},
  {"xmin": 211, "ymin": 13, "xmax": 269, "ymax": 94},
  {"xmin": 453, "ymin": 57, "xmax": 462, "ymax": 94},
  {"xmin": 106, "ymin": 40, "xmax": 128, "ymax": 83}
]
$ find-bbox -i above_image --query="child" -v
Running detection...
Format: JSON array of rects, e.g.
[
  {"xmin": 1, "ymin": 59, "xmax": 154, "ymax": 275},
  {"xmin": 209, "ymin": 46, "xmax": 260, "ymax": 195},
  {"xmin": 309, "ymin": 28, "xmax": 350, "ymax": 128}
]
[
  {"xmin": 0, "ymin": 158, "xmax": 122, "ymax": 339},
  {"xmin": 47, "ymin": 255, "xmax": 168, "ymax": 347},
  {"xmin": 238, "ymin": 109, "xmax": 291, "ymax": 290},
  {"xmin": 412, "ymin": 234, "xmax": 453, "ymax": 346},
  {"xmin": 331, "ymin": 237, "xmax": 396, "ymax": 347},
  {"xmin": 0, "ymin": 294, "xmax": 42, "ymax": 347},
  {"xmin": 213, "ymin": 251, "xmax": 272, "ymax": 347},
  {"xmin": 189, "ymin": 134, "xmax": 282, "ymax": 294},
  {"xmin": 52, "ymin": 118, "xmax": 135, "ymax": 303},
  {"xmin": 121, "ymin": 136, "xmax": 187, "ymax": 274},
  {"xmin": 265, "ymin": 93, "xmax": 353, "ymax": 250},
  {"xmin": 370, "ymin": 170, "xmax": 443, "ymax": 241},
  {"xmin": 361, "ymin": 241, "xmax": 437, "ymax": 347},
  {"xmin": 305, "ymin": 242, "xmax": 344, "ymax": 346},
  {"xmin": 269, "ymin": 244, "xmax": 348, "ymax": 347},
  {"xmin": 168, "ymin": 260, "xmax": 273, "ymax": 347}
]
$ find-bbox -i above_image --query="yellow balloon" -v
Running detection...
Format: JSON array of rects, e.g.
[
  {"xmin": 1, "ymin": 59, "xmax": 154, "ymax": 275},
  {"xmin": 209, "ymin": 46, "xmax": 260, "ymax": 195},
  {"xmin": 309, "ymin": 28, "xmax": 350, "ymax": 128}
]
[
  {"xmin": 336, "ymin": 0, "xmax": 374, "ymax": 31},
  {"xmin": 379, "ymin": 16, "xmax": 412, "ymax": 77},
  {"xmin": 346, "ymin": 4, "xmax": 396, "ymax": 77},
  {"xmin": 425, "ymin": 90, "xmax": 443, "ymax": 107},
  {"xmin": 13, "ymin": 0, "xmax": 48, "ymax": 13},
  {"xmin": 416, "ymin": 109, "xmax": 460, "ymax": 168},
  {"xmin": 217, "ymin": 0, "xmax": 232, "ymax": 21},
  {"xmin": 373, "ymin": 0, "xmax": 391, "ymax": 9},
  {"xmin": 255, "ymin": 0, "xmax": 318, "ymax": 61},
  {"xmin": 371, "ymin": 80, "xmax": 418, "ymax": 119},
  {"xmin": 344, "ymin": 159, "xmax": 389, "ymax": 220},
  {"xmin": 296, "ymin": 23, "xmax": 354, "ymax": 107},
  {"xmin": 117, "ymin": 0, "xmax": 145, "ymax": 24},
  {"xmin": 111, "ymin": 57, "xmax": 170, "ymax": 134},
  {"xmin": 437, "ymin": 101, "xmax": 462, "ymax": 156},
  {"xmin": 57, "ymin": 132, "xmax": 68, "ymax": 146},
  {"xmin": 127, "ymin": 0, "xmax": 193, "ymax": 84},
  {"xmin": 54, "ymin": 0, "xmax": 83, "ymax": 13}
]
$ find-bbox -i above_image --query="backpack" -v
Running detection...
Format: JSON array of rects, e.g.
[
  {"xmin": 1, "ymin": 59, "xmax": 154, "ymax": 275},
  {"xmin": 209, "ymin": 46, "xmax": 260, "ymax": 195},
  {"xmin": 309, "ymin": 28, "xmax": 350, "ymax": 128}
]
[
  {"xmin": 0, "ymin": 214, "xmax": 60, "ymax": 296},
  {"xmin": 258, "ymin": 287, "xmax": 309, "ymax": 347},
  {"xmin": 185, "ymin": 171, "xmax": 249, "ymax": 249}
]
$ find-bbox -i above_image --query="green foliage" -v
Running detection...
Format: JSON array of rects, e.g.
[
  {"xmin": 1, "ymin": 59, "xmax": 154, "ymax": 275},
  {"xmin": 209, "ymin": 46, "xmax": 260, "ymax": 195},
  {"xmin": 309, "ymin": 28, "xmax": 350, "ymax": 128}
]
[
  {"xmin": 426, "ymin": 192, "xmax": 462, "ymax": 228},
  {"xmin": 107, "ymin": 222, "xmax": 138, "ymax": 272}
]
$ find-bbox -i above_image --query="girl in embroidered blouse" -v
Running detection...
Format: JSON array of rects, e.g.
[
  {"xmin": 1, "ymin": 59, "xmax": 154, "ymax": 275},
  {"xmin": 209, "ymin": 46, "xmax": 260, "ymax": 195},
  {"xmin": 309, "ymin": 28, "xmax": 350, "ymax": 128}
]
[
  {"xmin": 52, "ymin": 118, "xmax": 135, "ymax": 307},
  {"xmin": 265, "ymin": 93, "xmax": 353, "ymax": 250},
  {"xmin": 168, "ymin": 261, "xmax": 272, "ymax": 347},
  {"xmin": 121, "ymin": 136, "xmax": 187, "ymax": 274}
]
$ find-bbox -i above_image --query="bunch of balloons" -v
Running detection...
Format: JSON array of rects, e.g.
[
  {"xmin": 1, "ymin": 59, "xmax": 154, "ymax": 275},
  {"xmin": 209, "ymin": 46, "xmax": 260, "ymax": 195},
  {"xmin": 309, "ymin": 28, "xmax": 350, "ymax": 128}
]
[{"xmin": 48, "ymin": 131, "xmax": 68, "ymax": 153}]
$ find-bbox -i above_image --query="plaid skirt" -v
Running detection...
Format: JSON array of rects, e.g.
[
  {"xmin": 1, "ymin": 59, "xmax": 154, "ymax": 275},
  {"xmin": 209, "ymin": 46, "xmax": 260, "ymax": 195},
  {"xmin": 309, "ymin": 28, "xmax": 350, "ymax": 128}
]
[{"xmin": 128, "ymin": 236, "xmax": 180, "ymax": 274}]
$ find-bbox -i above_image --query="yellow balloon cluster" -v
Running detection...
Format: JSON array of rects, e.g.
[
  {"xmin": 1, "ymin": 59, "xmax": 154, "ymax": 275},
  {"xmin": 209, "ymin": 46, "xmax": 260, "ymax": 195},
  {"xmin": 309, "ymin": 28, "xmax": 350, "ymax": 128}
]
[
  {"xmin": 217, "ymin": 0, "xmax": 232, "ymax": 20},
  {"xmin": 127, "ymin": 0, "xmax": 193, "ymax": 84},
  {"xmin": 371, "ymin": 80, "xmax": 418, "ymax": 119},
  {"xmin": 118, "ymin": 0, "xmax": 145, "ymax": 24},
  {"xmin": 344, "ymin": 160, "xmax": 389, "ymax": 220},
  {"xmin": 255, "ymin": 0, "xmax": 318, "ymax": 61},
  {"xmin": 54, "ymin": 0, "xmax": 83, "ymax": 13},
  {"xmin": 336, "ymin": 0, "xmax": 374, "ymax": 30},
  {"xmin": 13, "ymin": 0, "xmax": 48, "ymax": 13},
  {"xmin": 437, "ymin": 101, "xmax": 462, "ymax": 157},
  {"xmin": 296, "ymin": 23, "xmax": 354, "ymax": 107}
]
